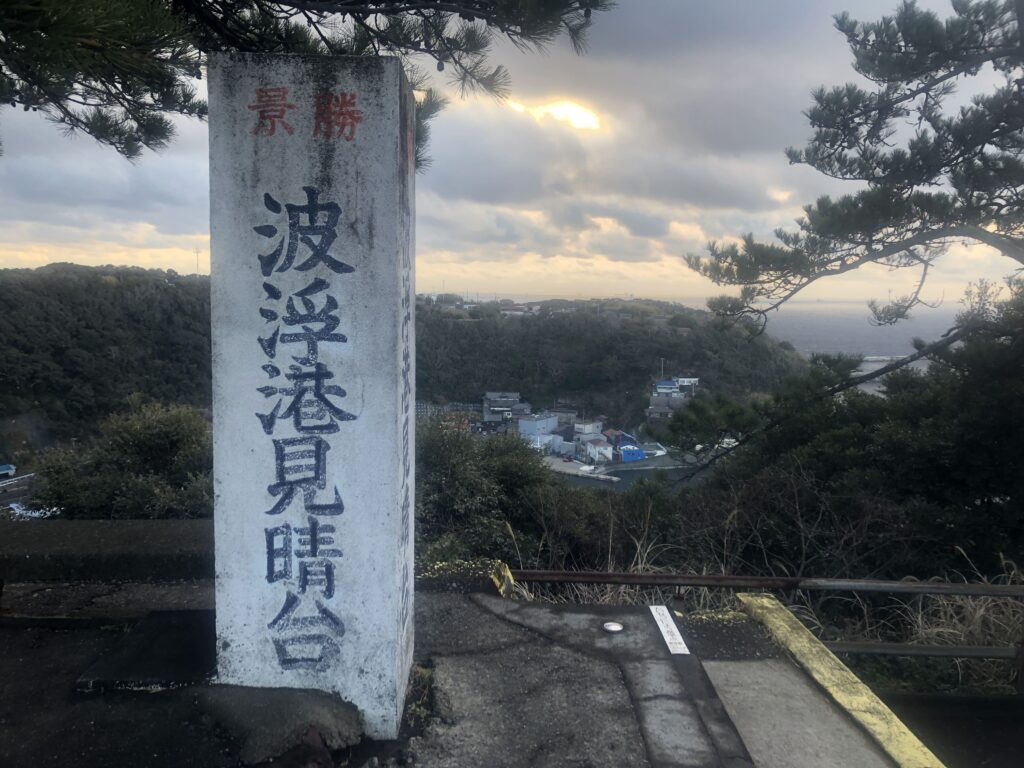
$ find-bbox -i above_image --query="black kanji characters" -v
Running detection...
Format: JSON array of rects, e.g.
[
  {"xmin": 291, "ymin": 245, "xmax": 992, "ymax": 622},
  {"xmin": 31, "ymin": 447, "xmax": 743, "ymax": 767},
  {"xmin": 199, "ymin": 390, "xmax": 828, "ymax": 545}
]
[
  {"xmin": 265, "ymin": 436, "xmax": 344, "ymax": 516},
  {"xmin": 255, "ymin": 188, "xmax": 354, "ymax": 277},
  {"xmin": 253, "ymin": 185, "xmax": 359, "ymax": 673},
  {"xmin": 265, "ymin": 516, "xmax": 342, "ymax": 597},
  {"xmin": 267, "ymin": 590, "xmax": 345, "ymax": 670},
  {"xmin": 258, "ymin": 363, "xmax": 355, "ymax": 435}
]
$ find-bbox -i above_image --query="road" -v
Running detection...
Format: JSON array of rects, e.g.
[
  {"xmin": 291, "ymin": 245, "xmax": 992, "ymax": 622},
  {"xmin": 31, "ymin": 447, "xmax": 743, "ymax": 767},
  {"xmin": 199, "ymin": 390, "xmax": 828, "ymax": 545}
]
[
  {"xmin": 542, "ymin": 455, "xmax": 620, "ymax": 482},
  {"xmin": 0, "ymin": 474, "xmax": 36, "ymax": 509}
]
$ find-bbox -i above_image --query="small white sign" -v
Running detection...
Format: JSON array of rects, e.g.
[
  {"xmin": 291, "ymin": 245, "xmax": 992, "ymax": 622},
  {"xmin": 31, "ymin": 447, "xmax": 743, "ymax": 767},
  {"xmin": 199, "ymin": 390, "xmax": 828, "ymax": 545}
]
[{"xmin": 650, "ymin": 605, "xmax": 690, "ymax": 655}]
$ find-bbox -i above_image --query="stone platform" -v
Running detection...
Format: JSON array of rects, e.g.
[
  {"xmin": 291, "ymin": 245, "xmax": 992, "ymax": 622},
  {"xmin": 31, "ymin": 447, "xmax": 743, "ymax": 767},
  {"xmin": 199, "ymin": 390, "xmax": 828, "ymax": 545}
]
[{"xmin": 0, "ymin": 581, "xmax": 918, "ymax": 768}]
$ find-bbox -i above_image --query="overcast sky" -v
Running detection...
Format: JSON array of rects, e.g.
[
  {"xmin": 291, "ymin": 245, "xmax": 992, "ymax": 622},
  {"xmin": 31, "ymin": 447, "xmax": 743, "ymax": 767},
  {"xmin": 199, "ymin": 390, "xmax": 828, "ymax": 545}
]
[{"xmin": 0, "ymin": 0, "xmax": 1013, "ymax": 310}]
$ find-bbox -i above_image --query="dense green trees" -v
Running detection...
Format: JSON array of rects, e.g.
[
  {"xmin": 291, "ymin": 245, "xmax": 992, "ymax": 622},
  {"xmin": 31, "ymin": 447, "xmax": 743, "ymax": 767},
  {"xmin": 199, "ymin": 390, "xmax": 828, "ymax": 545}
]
[
  {"xmin": 674, "ymin": 282, "xmax": 1024, "ymax": 579},
  {"xmin": 0, "ymin": 266, "xmax": 803, "ymax": 464},
  {"xmin": 7, "ymin": 265, "xmax": 1021, "ymax": 582},
  {"xmin": 600, "ymin": 0, "xmax": 1024, "ymax": 592},
  {"xmin": 673, "ymin": 0, "xmax": 1024, "ymax": 583},
  {"xmin": 31, "ymin": 397, "xmax": 212, "ymax": 519},
  {"xmin": 418, "ymin": 287, "xmax": 1024, "ymax": 581},
  {"xmin": 689, "ymin": 1, "xmax": 1024, "ymax": 327},
  {"xmin": 416, "ymin": 419, "xmax": 549, "ymax": 563},
  {"xmin": 415, "ymin": 417, "xmax": 684, "ymax": 572},
  {"xmin": 417, "ymin": 300, "xmax": 803, "ymax": 426},
  {"xmin": 0, "ymin": 264, "xmax": 210, "ymax": 458}
]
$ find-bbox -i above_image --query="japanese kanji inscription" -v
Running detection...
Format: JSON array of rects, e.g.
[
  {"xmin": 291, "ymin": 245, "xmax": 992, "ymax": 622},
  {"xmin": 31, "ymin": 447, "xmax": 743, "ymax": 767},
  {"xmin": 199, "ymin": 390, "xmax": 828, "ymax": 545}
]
[{"xmin": 209, "ymin": 53, "xmax": 415, "ymax": 740}]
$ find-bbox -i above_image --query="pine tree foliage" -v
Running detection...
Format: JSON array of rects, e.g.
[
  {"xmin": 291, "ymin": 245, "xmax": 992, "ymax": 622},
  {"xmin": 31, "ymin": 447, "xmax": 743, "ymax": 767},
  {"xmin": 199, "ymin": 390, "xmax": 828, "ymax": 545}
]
[
  {"xmin": 0, "ymin": 1, "xmax": 205, "ymax": 158},
  {"xmin": 689, "ymin": 1, "xmax": 1024, "ymax": 326},
  {"xmin": 0, "ymin": 0, "xmax": 610, "ymax": 161}
]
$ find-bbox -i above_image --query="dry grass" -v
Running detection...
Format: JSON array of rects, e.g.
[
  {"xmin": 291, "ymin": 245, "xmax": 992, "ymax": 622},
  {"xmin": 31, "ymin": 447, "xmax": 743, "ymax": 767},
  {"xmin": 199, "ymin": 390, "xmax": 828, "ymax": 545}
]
[
  {"xmin": 891, "ymin": 557, "xmax": 1024, "ymax": 692},
  {"xmin": 787, "ymin": 555, "xmax": 1024, "ymax": 693},
  {"xmin": 510, "ymin": 557, "xmax": 739, "ymax": 612}
]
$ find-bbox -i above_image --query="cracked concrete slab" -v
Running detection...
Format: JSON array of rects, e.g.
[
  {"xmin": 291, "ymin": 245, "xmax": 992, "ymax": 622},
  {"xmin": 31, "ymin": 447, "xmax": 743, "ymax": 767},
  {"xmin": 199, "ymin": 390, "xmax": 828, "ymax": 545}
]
[
  {"xmin": 423, "ymin": 593, "xmax": 753, "ymax": 768},
  {"xmin": 458, "ymin": 595, "xmax": 753, "ymax": 768},
  {"xmin": 703, "ymin": 659, "xmax": 894, "ymax": 768},
  {"xmin": 2, "ymin": 586, "xmax": 914, "ymax": 767},
  {"xmin": 414, "ymin": 592, "xmax": 533, "ymax": 660},
  {"xmin": 415, "ymin": 637, "xmax": 650, "ymax": 768}
]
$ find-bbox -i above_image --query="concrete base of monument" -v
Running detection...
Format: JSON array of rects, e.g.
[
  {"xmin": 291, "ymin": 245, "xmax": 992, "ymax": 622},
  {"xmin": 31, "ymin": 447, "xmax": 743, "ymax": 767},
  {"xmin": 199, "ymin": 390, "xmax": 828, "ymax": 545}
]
[
  {"xmin": 0, "ymin": 581, "xmax": 925, "ymax": 768},
  {"xmin": 76, "ymin": 610, "xmax": 216, "ymax": 693},
  {"xmin": 198, "ymin": 686, "xmax": 363, "ymax": 765}
]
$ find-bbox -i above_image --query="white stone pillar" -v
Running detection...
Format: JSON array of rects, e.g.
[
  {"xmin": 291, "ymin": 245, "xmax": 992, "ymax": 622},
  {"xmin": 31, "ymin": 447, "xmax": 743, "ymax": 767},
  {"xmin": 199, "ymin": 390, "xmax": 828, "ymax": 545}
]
[{"xmin": 208, "ymin": 53, "xmax": 415, "ymax": 739}]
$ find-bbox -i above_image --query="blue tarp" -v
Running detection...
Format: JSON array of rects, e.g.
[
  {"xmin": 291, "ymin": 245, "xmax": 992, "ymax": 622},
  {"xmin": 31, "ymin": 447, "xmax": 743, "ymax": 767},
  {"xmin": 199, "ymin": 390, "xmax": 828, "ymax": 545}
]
[{"xmin": 619, "ymin": 445, "xmax": 644, "ymax": 462}]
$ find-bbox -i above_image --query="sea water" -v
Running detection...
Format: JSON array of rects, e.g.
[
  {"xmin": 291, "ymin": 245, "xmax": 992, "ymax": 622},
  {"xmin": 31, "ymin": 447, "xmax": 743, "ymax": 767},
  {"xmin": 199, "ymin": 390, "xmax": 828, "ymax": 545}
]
[{"xmin": 767, "ymin": 303, "xmax": 959, "ymax": 394}]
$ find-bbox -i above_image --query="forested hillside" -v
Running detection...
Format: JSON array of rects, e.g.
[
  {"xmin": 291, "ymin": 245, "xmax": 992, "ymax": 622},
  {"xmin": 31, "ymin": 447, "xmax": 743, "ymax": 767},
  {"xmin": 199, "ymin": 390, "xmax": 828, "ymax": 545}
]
[
  {"xmin": 418, "ymin": 302, "xmax": 803, "ymax": 424},
  {"xmin": 0, "ymin": 264, "xmax": 802, "ymax": 459},
  {"xmin": 0, "ymin": 264, "xmax": 210, "ymax": 456}
]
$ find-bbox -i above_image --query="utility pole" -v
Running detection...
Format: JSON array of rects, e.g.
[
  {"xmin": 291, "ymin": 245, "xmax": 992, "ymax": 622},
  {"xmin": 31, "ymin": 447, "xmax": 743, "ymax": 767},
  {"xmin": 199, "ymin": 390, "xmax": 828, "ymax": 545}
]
[{"xmin": 194, "ymin": 247, "xmax": 201, "ymax": 275}]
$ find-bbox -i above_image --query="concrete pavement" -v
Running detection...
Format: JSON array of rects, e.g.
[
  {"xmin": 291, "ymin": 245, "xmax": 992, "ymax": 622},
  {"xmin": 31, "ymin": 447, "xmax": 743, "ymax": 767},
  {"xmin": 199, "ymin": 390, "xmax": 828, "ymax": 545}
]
[{"xmin": 0, "ymin": 581, "xmax": 912, "ymax": 767}]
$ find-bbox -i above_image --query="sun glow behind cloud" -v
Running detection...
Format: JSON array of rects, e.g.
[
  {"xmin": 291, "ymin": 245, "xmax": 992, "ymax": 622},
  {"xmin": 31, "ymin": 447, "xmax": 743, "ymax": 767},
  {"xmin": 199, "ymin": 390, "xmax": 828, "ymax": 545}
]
[
  {"xmin": 1, "ymin": 0, "xmax": 1016, "ymax": 310},
  {"xmin": 507, "ymin": 99, "xmax": 601, "ymax": 130}
]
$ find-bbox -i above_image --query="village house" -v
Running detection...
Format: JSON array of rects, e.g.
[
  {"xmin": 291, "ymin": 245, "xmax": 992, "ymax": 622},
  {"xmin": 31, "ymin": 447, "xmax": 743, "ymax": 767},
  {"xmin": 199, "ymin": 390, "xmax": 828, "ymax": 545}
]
[
  {"xmin": 585, "ymin": 437, "xmax": 614, "ymax": 464},
  {"xmin": 516, "ymin": 411, "xmax": 574, "ymax": 455},
  {"xmin": 482, "ymin": 391, "xmax": 531, "ymax": 422},
  {"xmin": 603, "ymin": 429, "xmax": 645, "ymax": 463},
  {"xmin": 645, "ymin": 376, "xmax": 699, "ymax": 421}
]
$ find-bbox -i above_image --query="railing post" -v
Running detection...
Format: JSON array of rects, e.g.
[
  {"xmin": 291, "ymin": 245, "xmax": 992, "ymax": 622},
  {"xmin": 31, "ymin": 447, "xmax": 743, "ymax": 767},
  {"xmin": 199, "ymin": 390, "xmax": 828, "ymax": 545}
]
[{"xmin": 1016, "ymin": 640, "xmax": 1024, "ymax": 695}]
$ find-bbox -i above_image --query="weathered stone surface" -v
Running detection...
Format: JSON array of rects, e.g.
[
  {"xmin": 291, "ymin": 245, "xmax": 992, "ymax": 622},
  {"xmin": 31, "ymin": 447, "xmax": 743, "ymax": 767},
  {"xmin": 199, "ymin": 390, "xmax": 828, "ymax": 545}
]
[
  {"xmin": 208, "ymin": 52, "xmax": 415, "ymax": 739},
  {"xmin": 471, "ymin": 595, "xmax": 747, "ymax": 768},
  {"xmin": 76, "ymin": 609, "xmax": 215, "ymax": 693},
  {"xmin": 702, "ymin": 659, "xmax": 893, "ymax": 768},
  {"xmin": 416, "ymin": 640, "xmax": 651, "ymax": 768},
  {"xmin": 0, "ymin": 520, "xmax": 213, "ymax": 582},
  {"xmin": 198, "ymin": 686, "xmax": 363, "ymax": 765}
]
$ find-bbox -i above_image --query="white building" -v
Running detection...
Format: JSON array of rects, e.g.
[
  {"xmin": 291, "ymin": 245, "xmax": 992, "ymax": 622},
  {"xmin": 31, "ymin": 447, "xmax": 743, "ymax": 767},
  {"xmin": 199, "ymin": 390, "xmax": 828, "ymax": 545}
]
[
  {"xmin": 517, "ymin": 412, "xmax": 559, "ymax": 437},
  {"xmin": 574, "ymin": 419, "xmax": 604, "ymax": 435},
  {"xmin": 585, "ymin": 438, "xmax": 614, "ymax": 464},
  {"xmin": 647, "ymin": 376, "xmax": 700, "ymax": 421}
]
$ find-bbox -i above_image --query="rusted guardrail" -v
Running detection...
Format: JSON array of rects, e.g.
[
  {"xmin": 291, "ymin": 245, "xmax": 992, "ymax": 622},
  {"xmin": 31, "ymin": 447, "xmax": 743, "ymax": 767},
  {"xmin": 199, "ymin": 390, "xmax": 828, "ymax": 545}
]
[
  {"xmin": 511, "ymin": 569, "xmax": 1024, "ymax": 693},
  {"xmin": 510, "ymin": 570, "xmax": 1024, "ymax": 598}
]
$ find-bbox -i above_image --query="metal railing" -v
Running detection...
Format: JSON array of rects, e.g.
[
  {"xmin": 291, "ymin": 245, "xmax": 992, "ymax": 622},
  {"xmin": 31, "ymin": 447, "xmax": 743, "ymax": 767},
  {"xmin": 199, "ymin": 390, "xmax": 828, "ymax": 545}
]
[
  {"xmin": 511, "ymin": 569, "xmax": 1024, "ymax": 693},
  {"xmin": 0, "ymin": 473, "xmax": 34, "ymax": 490}
]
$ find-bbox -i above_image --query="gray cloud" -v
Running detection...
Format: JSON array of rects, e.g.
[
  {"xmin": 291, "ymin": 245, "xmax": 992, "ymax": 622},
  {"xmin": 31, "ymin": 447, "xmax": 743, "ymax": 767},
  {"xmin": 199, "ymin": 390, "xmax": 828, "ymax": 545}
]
[
  {"xmin": 421, "ymin": 106, "xmax": 586, "ymax": 205},
  {"xmin": 0, "ymin": 110, "xmax": 209, "ymax": 237},
  {"xmin": 583, "ymin": 229, "xmax": 658, "ymax": 263},
  {"xmin": 543, "ymin": 200, "xmax": 668, "ymax": 238},
  {"xmin": 1, "ymin": 0, "xmax": 963, "ymax": 284}
]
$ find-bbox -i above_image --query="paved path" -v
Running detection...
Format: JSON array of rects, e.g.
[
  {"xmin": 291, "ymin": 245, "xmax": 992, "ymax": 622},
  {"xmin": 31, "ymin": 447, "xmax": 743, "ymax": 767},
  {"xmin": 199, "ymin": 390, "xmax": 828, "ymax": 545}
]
[{"xmin": 0, "ymin": 585, "xmax": 901, "ymax": 767}]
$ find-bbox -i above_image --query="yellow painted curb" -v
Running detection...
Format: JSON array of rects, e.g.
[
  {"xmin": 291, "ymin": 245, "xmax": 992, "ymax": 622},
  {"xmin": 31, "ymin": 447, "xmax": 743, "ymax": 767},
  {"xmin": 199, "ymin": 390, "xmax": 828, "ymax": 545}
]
[
  {"xmin": 490, "ymin": 561, "xmax": 515, "ymax": 598},
  {"xmin": 737, "ymin": 592, "xmax": 944, "ymax": 768}
]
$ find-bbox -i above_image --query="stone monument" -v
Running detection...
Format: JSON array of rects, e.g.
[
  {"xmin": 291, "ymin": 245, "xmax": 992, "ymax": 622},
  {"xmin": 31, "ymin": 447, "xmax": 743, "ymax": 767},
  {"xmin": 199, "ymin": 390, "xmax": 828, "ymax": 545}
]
[{"xmin": 208, "ymin": 52, "xmax": 415, "ymax": 739}]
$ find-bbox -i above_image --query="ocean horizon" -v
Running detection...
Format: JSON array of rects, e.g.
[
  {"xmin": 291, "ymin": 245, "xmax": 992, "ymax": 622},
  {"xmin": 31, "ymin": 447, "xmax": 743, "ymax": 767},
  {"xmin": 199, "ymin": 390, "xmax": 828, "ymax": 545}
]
[{"xmin": 765, "ymin": 303, "xmax": 960, "ymax": 359}]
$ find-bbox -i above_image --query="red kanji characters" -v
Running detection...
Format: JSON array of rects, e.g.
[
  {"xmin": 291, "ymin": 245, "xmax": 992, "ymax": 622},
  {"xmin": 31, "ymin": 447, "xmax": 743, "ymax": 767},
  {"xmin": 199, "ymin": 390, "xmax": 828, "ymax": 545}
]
[
  {"xmin": 313, "ymin": 92, "xmax": 363, "ymax": 140},
  {"xmin": 248, "ymin": 87, "xmax": 296, "ymax": 136}
]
